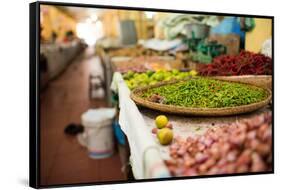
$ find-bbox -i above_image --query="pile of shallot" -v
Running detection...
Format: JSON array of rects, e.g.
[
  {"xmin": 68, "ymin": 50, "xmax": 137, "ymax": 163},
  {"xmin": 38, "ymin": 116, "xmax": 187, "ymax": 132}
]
[{"xmin": 165, "ymin": 112, "xmax": 272, "ymax": 176}]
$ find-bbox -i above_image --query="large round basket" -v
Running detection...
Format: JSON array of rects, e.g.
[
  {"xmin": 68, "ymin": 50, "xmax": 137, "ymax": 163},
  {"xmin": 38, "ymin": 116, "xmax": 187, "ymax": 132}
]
[
  {"xmin": 130, "ymin": 77, "xmax": 272, "ymax": 116},
  {"xmin": 211, "ymin": 75, "xmax": 272, "ymax": 90}
]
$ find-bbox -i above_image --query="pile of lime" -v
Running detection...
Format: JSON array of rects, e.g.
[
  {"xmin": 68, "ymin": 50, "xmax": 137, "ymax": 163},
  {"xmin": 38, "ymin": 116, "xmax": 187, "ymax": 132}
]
[
  {"xmin": 123, "ymin": 69, "xmax": 197, "ymax": 90},
  {"xmin": 151, "ymin": 115, "xmax": 174, "ymax": 145}
]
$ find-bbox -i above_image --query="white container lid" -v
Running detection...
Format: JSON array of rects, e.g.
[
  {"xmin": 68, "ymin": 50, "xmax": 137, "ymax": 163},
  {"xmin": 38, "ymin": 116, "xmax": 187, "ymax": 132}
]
[{"xmin": 81, "ymin": 108, "xmax": 116, "ymax": 128}]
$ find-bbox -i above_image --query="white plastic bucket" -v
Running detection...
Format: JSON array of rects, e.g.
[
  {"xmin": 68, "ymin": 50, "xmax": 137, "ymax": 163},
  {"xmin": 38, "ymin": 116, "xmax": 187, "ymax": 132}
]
[{"xmin": 81, "ymin": 108, "xmax": 116, "ymax": 159}]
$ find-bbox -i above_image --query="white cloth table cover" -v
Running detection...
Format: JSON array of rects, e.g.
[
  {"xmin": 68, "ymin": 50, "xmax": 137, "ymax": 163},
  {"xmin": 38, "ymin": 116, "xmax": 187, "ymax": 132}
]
[{"xmin": 111, "ymin": 72, "xmax": 170, "ymax": 179}]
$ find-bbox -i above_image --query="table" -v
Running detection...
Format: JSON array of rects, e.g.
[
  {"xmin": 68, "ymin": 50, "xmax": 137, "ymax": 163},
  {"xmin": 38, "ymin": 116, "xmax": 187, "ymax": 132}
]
[{"xmin": 111, "ymin": 72, "xmax": 272, "ymax": 179}]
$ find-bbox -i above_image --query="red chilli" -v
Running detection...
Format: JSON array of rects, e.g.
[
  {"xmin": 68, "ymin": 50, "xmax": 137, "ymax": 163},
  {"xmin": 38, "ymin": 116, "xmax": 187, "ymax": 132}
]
[{"xmin": 198, "ymin": 51, "xmax": 272, "ymax": 76}]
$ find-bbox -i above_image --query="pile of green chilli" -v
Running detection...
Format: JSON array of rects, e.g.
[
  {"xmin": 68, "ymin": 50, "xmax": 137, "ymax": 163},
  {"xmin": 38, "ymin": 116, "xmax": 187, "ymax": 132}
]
[{"xmin": 140, "ymin": 77, "xmax": 268, "ymax": 108}]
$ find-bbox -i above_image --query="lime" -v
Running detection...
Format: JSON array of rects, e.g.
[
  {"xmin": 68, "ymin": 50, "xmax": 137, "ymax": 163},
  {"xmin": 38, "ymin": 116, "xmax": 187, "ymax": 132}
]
[
  {"xmin": 171, "ymin": 69, "xmax": 179, "ymax": 75},
  {"xmin": 157, "ymin": 128, "xmax": 173, "ymax": 145},
  {"xmin": 189, "ymin": 70, "xmax": 198, "ymax": 76},
  {"xmin": 155, "ymin": 115, "xmax": 168, "ymax": 129}
]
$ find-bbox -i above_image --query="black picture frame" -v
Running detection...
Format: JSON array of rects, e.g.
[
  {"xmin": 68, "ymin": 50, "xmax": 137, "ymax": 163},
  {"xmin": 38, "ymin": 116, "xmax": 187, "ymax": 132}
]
[{"xmin": 29, "ymin": 1, "xmax": 274, "ymax": 188}]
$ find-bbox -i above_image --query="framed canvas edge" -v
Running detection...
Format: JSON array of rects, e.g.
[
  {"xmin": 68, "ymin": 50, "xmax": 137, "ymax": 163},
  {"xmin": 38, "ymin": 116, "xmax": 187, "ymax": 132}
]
[{"xmin": 29, "ymin": 1, "xmax": 275, "ymax": 188}]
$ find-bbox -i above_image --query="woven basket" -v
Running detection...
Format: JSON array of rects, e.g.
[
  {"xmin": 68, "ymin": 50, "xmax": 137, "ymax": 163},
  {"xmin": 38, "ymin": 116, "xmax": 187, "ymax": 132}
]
[
  {"xmin": 211, "ymin": 75, "xmax": 272, "ymax": 90},
  {"xmin": 130, "ymin": 77, "xmax": 272, "ymax": 116}
]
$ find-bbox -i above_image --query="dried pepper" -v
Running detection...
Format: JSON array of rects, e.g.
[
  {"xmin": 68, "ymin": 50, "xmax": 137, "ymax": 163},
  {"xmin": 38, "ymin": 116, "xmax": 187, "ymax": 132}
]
[{"xmin": 199, "ymin": 51, "xmax": 272, "ymax": 76}]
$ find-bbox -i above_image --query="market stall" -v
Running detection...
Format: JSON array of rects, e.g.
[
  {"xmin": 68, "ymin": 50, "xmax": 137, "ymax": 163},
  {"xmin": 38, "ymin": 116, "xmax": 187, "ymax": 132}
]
[
  {"xmin": 111, "ymin": 70, "xmax": 272, "ymax": 178},
  {"xmin": 104, "ymin": 16, "xmax": 272, "ymax": 179},
  {"xmin": 37, "ymin": 4, "xmax": 273, "ymax": 186}
]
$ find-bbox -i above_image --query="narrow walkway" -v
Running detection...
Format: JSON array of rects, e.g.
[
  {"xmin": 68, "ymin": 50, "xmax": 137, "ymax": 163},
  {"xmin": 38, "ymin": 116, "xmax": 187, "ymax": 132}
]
[{"xmin": 40, "ymin": 48, "xmax": 125, "ymax": 186}]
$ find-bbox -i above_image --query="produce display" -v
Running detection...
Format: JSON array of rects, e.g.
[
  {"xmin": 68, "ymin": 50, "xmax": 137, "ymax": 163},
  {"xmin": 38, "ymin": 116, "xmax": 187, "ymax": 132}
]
[
  {"xmin": 152, "ymin": 115, "xmax": 174, "ymax": 145},
  {"xmin": 140, "ymin": 77, "xmax": 268, "ymax": 108},
  {"xmin": 165, "ymin": 112, "xmax": 272, "ymax": 176},
  {"xmin": 124, "ymin": 69, "xmax": 197, "ymax": 90},
  {"xmin": 117, "ymin": 65, "xmax": 148, "ymax": 74},
  {"xmin": 103, "ymin": 21, "xmax": 273, "ymax": 177},
  {"xmin": 198, "ymin": 51, "xmax": 272, "ymax": 76},
  {"xmin": 108, "ymin": 45, "xmax": 170, "ymax": 57},
  {"xmin": 114, "ymin": 56, "xmax": 180, "ymax": 73}
]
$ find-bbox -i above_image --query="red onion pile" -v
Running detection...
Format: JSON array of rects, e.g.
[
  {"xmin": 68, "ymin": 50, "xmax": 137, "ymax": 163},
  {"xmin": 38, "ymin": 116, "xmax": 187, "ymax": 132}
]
[
  {"xmin": 165, "ymin": 112, "xmax": 272, "ymax": 176},
  {"xmin": 199, "ymin": 51, "xmax": 272, "ymax": 76}
]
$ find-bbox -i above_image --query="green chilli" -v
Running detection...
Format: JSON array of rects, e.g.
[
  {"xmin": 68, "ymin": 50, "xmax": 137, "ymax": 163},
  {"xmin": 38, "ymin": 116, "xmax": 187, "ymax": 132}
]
[{"xmin": 141, "ymin": 77, "xmax": 268, "ymax": 108}]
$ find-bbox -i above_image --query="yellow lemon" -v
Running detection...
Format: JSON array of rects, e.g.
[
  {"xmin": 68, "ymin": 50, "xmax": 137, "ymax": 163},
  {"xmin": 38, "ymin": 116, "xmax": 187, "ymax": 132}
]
[
  {"xmin": 155, "ymin": 115, "xmax": 168, "ymax": 129},
  {"xmin": 157, "ymin": 128, "xmax": 173, "ymax": 145}
]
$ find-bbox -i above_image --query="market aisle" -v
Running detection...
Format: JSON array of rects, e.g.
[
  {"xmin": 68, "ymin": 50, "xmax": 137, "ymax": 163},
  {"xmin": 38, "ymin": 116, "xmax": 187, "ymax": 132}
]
[{"xmin": 40, "ymin": 48, "xmax": 125, "ymax": 186}]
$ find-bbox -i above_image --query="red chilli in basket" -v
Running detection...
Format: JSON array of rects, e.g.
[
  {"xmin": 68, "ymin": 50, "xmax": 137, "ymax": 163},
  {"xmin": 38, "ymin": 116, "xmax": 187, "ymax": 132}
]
[{"xmin": 199, "ymin": 51, "xmax": 272, "ymax": 76}]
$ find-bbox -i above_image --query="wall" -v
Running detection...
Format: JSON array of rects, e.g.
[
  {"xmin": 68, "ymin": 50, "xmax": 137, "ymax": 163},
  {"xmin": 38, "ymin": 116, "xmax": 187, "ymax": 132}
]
[
  {"xmin": 40, "ymin": 5, "xmax": 77, "ymax": 42},
  {"xmin": 154, "ymin": 12, "xmax": 170, "ymax": 39},
  {"xmin": 100, "ymin": 10, "xmax": 151, "ymax": 40},
  {"xmin": 245, "ymin": 18, "xmax": 272, "ymax": 53}
]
